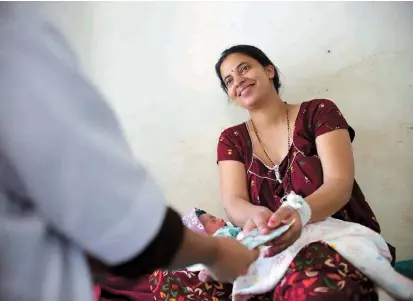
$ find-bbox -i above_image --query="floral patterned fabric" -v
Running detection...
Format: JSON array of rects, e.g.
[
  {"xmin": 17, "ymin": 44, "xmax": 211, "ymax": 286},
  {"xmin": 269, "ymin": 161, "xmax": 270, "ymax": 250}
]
[
  {"xmin": 271, "ymin": 242, "xmax": 376, "ymax": 301},
  {"xmin": 149, "ymin": 269, "xmax": 233, "ymax": 301},
  {"xmin": 149, "ymin": 242, "xmax": 376, "ymax": 301},
  {"xmin": 150, "ymin": 99, "xmax": 394, "ymax": 300}
]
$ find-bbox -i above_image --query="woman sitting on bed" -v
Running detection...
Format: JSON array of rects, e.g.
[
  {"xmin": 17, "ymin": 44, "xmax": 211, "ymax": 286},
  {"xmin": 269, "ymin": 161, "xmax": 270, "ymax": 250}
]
[{"xmin": 150, "ymin": 45, "xmax": 396, "ymax": 301}]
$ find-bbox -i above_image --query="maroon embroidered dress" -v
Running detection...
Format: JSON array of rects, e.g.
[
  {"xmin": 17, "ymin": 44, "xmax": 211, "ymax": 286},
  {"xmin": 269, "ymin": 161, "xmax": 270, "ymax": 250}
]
[
  {"xmin": 218, "ymin": 98, "xmax": 381, "ymax": 233},
  {"xmin": 149, "ymin": 99, "xmax": 394, "ymax": 301}
]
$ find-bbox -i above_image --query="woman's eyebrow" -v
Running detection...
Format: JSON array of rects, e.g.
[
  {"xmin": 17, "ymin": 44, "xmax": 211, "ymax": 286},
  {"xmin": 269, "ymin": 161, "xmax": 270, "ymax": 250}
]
[{"xmin": 223, "ymin": 62, "xmax": 247, "ymax": 82}]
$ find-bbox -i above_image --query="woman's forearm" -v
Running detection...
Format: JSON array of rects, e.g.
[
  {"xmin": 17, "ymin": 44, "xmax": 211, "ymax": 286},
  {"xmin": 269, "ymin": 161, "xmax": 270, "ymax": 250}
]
[
  {"xmin": 305, "ymin": 179, "xmax": 353, "ymax": 223},
  {"xmin": 224, "ymin": 180, "xmax": 352, "ymax": 227}
]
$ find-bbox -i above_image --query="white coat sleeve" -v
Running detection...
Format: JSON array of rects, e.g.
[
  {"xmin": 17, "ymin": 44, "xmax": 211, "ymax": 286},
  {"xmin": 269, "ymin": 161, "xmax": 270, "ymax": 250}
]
[{"xmin": 0, "ymin": 3, "xmax": 167, "ymax": 265}]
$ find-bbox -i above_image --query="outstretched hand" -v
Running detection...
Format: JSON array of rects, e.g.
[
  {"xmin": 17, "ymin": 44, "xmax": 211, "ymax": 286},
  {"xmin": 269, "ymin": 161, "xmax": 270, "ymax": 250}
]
[
  {"xmin": 263, "ymin": 206, "xmax": 302, "ymax": 257},
  {"xmin": 206, "ymin": 236, "xmax": 259, "ymax": 283},
  {"xmin": 243, "ymin": 207, "xmax": 273, "ymax": 235},
  {"xmin": 242, "ymin": 206, "xmax": 302, "ymax": 258}
]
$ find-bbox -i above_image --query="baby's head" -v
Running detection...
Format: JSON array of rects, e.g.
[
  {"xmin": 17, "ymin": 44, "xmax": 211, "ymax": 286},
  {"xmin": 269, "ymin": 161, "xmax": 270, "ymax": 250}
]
[{"xmin": 195, "ymin": 209, "xmax": 227, "ymax": 235}]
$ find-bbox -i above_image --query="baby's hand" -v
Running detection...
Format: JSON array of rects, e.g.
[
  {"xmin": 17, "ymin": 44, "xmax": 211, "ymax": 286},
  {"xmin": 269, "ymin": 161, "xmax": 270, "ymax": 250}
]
[{"xmin": 198, "ymin": 269, "xmax": 214, "ymax": 283}]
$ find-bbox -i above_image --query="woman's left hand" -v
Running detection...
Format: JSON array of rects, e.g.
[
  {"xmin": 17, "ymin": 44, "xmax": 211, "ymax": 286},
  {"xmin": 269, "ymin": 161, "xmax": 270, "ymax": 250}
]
[{"xmin": 263, "ymin": 206, "xmax": 302, "ymax": 258}]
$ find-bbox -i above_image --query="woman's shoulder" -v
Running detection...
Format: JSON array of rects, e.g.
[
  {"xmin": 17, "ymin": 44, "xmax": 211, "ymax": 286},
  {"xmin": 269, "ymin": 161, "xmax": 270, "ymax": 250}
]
[
  {"xmin": 295, "ymin": 99, "xmax": 344, "ymax": 125},
  {"xmin": 217, "ymin": 122, "xmax": 251, "ymax": 163},
  {"xmin": 295, "ymin": 98, "xmax": 354, "ymax": 141},
  {"xmin": 219, "ymin": 122, "xmax": 249, "ymax": 141},
  {"xmin": 299, "ymin": 98, "xmax": 339, "ymax": 112}
]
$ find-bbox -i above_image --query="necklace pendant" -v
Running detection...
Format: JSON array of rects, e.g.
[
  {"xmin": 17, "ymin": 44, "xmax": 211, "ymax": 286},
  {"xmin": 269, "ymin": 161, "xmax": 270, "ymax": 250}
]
[{"xmin": 274, "ymin": 165, "xmax": 282, "ymax": 183}]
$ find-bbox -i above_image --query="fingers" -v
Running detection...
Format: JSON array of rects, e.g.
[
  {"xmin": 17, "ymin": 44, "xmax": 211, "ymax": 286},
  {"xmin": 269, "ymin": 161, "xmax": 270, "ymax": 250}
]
[
  {"xmin": 264, "ymin": 231, "xmax": 293, "ymax": 256},
  {"xmin": 208, "ymin": 237, "xmax": 259, "ymax": 283},
  {"xmin": 256, "ymin": 221, "xmax": 270, "ymax": 234},
  {"xmin": 268, "ymin": 207, "xmax": 294, "ymax": 229},
  {"xmin": 243, "ymin": 219, "xmax": 256, "ymax": 234},
  {"xmin": 267, "ymin": 212, "xmax": 281, "ymax": 229},
  {"xmin": 264, "ymin": 243, "xmax": 289, "ymax": 257},
  {"xmin": 263, "ymin": 225, "xmax": 300, "ymax": 257},
  {"xmin": 244, "ymin": 219, "xmax": 269, "ymax": 235}
]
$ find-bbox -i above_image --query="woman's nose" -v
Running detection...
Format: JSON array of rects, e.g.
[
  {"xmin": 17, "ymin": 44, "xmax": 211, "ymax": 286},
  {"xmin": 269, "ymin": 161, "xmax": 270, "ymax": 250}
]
[{"xmin": 233, "ymin": 74, "xmax": 245, "ymax": 87}]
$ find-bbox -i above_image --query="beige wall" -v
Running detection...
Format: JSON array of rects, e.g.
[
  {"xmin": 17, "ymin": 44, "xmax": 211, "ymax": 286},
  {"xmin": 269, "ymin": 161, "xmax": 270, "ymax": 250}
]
[{"xmin": 41, "ymin": 1, "xmax": 413, "ymax": 260}]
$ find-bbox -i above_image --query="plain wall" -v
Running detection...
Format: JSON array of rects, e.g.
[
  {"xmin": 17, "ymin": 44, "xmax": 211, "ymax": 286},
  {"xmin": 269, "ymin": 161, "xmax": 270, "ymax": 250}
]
[{"xmin": 41, "ymin": 1, "xmax": 413, "ymax": 260}]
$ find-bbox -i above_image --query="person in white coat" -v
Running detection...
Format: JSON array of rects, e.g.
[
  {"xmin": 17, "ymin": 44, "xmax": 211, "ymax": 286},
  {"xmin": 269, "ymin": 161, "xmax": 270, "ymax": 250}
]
[{"xmin": 0, "ymin": 3, "xmax": 258, "ymax": 301}]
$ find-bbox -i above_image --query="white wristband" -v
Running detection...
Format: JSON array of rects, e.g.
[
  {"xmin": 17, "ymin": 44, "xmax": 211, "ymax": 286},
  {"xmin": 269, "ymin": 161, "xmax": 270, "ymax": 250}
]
[{"xmin": 281, "ymin": 192, "xmax": 312, "ymax": 227}]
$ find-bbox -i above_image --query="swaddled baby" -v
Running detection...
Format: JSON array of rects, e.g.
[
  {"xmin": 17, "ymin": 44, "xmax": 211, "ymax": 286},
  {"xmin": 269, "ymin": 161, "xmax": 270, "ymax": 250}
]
[
  {"xmin": 193, "ymin": 209, "xmax": 244, "ymax": 282},
  {"xmin": 195, "ymin": 209, "xmax": 242, "ymax": 238},
  {"xmin": 183, "ymin": 208, "xmax": 413, "ymax": 301}
]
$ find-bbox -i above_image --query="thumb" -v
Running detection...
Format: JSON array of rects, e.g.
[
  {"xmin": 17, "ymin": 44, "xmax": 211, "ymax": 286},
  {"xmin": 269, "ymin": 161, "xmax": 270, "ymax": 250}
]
[
  {"xmin": 268, "ymin": 210, "xmax": 285, "ymax": 228},
  {"xmin": 252, "ymin": 248, "xmax": 260, "ymax": 260},
  {"xmin": 269, "ymin": 207, "xmax": 294, "ymax": 228}
]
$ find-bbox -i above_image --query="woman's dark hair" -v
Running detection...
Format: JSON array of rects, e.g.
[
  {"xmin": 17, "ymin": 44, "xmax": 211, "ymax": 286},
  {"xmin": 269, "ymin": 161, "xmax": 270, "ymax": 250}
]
[{"xmin": 214, "ymin": 45, "xmax": 281, "ymax": 94}]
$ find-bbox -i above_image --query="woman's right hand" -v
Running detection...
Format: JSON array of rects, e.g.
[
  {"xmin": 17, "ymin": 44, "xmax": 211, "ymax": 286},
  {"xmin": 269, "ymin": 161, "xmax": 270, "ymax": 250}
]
[
  {"xmin": 242, "ymin": 206, "xmax": 273, "ymax": 235},
  {"xmin": 205, "ymin": 236, "xmax": 259, "ymax": 283}
]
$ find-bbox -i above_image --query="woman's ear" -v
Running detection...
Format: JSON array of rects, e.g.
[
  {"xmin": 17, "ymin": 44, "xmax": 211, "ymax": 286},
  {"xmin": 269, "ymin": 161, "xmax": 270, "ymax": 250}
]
[{"xmin": 265, "ymin": 65, "xmax": 275, "ymax": 80}]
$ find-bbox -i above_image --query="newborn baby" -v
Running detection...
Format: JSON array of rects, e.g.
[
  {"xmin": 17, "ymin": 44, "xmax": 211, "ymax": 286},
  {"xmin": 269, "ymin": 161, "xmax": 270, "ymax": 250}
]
[
  {"xmin": 195, "ymin": 209, "xmax": 244, "ymax": 282},
  {"xmin": 196, "ymin": 209, "xmax": 242, "ymax": 238},
  {"xmin": 183, "ymin": 208, "xmax": 413, "ymax": 301}
]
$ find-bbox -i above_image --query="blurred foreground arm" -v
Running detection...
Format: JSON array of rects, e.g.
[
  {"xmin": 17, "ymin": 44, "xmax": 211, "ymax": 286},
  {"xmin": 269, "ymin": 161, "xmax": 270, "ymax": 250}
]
[{"xmin": 0, "ymin": 3, "xmax": 257, "ymax": 281}]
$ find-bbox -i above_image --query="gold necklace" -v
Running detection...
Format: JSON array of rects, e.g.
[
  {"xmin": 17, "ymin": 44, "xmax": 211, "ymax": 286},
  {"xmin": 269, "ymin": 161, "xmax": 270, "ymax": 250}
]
[{"xmin": 251, "ymin": 102, "xmax": 292, "ymax": 191}]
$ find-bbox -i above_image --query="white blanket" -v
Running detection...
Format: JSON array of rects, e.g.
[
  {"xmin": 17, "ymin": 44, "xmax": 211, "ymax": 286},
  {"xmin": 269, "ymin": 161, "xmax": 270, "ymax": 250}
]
[
  {"xmin": 188, "ymin": 218, "xmax": 413, "ymax": 300},
  {"xmin": 232, "ymin": 218, "xmax": 413, "ymax": 300}
]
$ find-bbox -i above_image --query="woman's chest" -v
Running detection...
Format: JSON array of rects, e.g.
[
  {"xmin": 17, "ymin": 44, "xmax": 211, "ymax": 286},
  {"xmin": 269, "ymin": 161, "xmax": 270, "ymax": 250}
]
[{"xmin": 246, "ymin": 152, "xmax": 324, "ymax": 210}]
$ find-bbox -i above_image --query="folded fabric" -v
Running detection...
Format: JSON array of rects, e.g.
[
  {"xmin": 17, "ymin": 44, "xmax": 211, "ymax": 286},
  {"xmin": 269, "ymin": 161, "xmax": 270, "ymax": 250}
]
[
  {"xmin": 213, "ymin": 225, "xmax": 242, "ymax": 238},
  {"xmin": 232, "ymin": 218, "xmax": 413, "ymax": 301},
  {"xmin": 181, "ymin": 208, "xmax": 413, "ymax": 300}
]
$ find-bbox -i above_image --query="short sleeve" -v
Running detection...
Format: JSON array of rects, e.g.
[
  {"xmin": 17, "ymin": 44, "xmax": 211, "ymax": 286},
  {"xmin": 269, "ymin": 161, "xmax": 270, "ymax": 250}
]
[
  {"xmin": 311, "ymin": 99, "xmax": 355, "ymax": 142},
  {"xmin": 217, "ymin": 129, "xmax": 245, "ymax": 163}
]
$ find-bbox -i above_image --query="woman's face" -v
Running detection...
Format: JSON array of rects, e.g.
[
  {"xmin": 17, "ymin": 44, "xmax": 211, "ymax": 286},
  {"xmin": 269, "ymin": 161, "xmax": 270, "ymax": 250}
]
[{"xmin": 219, "ymin": 53, "xmax": 276, "ymax": 110}]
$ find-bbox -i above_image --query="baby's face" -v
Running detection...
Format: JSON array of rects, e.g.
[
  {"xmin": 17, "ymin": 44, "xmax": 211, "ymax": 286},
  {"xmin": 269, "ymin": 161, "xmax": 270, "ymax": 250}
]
[{"xmin": 199, "ymin": 213, "xmax": 227, "ymax": 235}]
